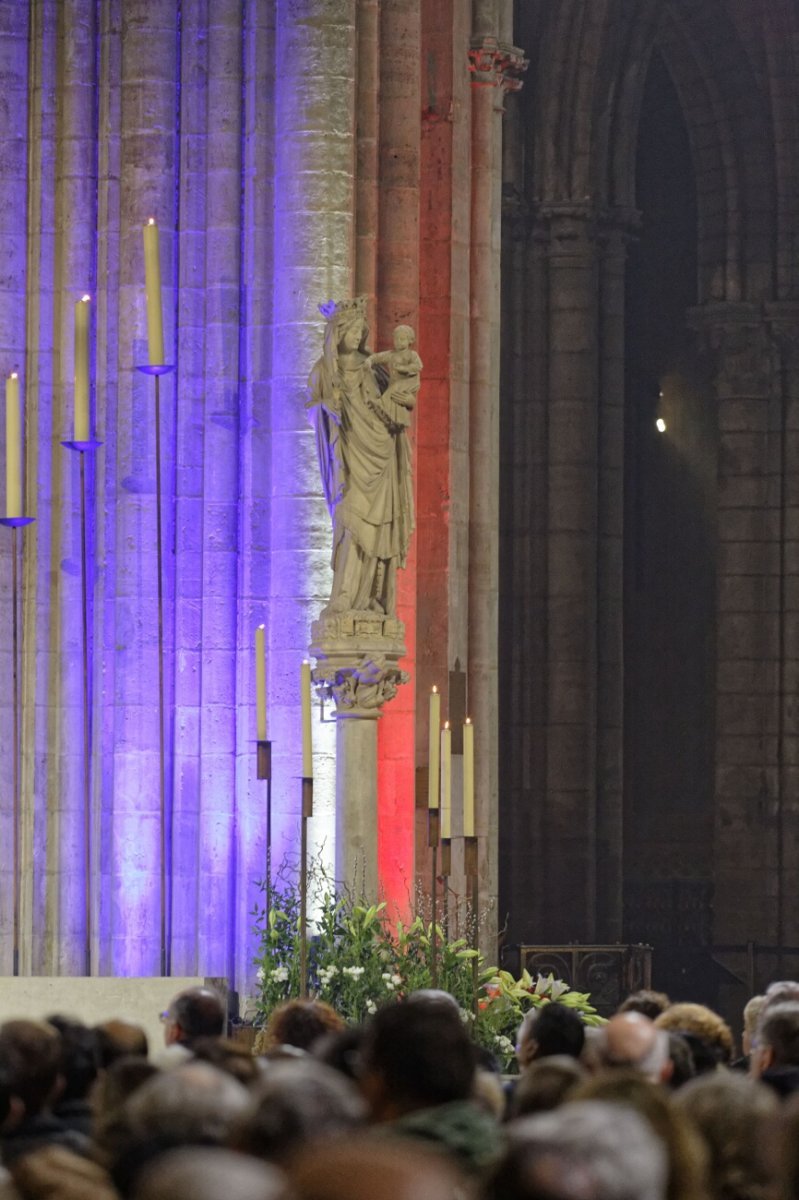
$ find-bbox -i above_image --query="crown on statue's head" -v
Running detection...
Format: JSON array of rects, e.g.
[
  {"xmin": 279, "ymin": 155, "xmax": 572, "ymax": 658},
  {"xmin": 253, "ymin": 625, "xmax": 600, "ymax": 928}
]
[{"xmin": 318, "ymin": 295, "xmax": 368, "ymax": 322}]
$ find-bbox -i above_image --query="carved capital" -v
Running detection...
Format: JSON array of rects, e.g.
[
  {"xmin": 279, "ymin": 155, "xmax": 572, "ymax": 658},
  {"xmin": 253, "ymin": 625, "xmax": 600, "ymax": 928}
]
[
  {"xmin": 314, "ymin": 657, "xmax": 409, "ymax": 718},
  {"xmin": 310, "ymin": 610, "xmax": 408, "ymax": 719},
  {"xmin": 597, "ymin": 206, "xmax": 641, "ymax": 251},
  {"xmin": 535, "ymin": 201, "xmax": 598, "ymax": 257},
  {"xmin": 468, "ymin": 36, "xmax": 528, "ymax": 94},
  {"xmin": 688, "ymin": 303, "xmax": 775, "ymax": 399}
]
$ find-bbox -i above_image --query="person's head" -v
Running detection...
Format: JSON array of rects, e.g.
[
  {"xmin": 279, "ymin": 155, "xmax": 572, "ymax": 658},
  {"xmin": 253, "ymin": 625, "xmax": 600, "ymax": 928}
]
[
  {"xmin": 0, "ymin": 1019, "xmax": 62, "ymax": 1118},
  {"xmin": 765, "ymin": 981, "xmax": 799, "ymax": 1010},
  {"xmin": 161, "ymin": 987, "xmax": 225, "ymax": 1048},
  {"xmin": 191, "ymin": 1037, "xmax": 260, "ymax": 1088},
  {"xmin": 517, "ymin": 1004, "xmax": 585, "ymax": 1068},
  {"xmin": 750, "ymin": 1003, "xmax": 799, "ymax": 1081},
  {"xmin": 232, "ymin": 1059, "xmax": 365, "ymax": 1165},
  {"xmin": 359, "ymin": 999, "xmax": 476, "ymax": 1119},
  {"xmin": 133, "ymin": 1147, "xmax": 284, "ymax": 1200},
  {"xmin": 742, "ymin": 997, "xmax": 767, "ymax": 1058},
  {"xmin": 96, "ymin": 1020, "xmax": 149, "ymax": 1067},
  {"xmin": 665, "ymin": 1033, "xmax": 696, "ymax": 1090},
  {"xmin": 92, "ymin": 1058, "xmax": 160, "ymax": 1164},
  {"xmin": 511, "ymin": 1055, "xmax": 584, "ymax": 1118},
  {"xmin": 46, "ymin": 1017, "xmax": 101, "ymax": 1103},
  {"xmin": 617, "ymin": 991, "xmax": 671, "ymax": 1022},
  {"xmin": 598, "ymin": 1013, "xmax": 670, "ymax": 1083},
  {"xmin": 491, "ymin": 1101, "xmax": 668, "ymax": 1200},
  {"xmin": 393, "ymin": 325, "xmax": 415, "ymax": 351},
  {"xmin": 654, "ymin": 1004, "xmax": 733, "ymax": 1068},
  {"xmin": 257, "ymin": 999, "xmax": 345, "ymax": 1055},
  {"xmin": 287, "ymin": 1137, "xmax": 466, "ymax": 1200},
  {"xmin": 571, "ymin": 1072, "xmax": 709, "ymax": 1200},
  {"xmin": 111, "ymin": 1062, "xmax": 249, "ymax": 1195},
  {"xmin": 313, "ymin": 1026, "xmax": 366, "ymax": 1083},
  {"xmin": 674, "ymin": 1072, "xmax": 777, "ymax": 1200}
]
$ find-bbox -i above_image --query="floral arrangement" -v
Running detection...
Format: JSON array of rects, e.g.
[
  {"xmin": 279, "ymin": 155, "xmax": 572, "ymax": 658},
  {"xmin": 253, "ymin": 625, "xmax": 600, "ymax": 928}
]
[{"xmin": 252, "ymin": 864, "xmax": 604, "ymax": 1071}]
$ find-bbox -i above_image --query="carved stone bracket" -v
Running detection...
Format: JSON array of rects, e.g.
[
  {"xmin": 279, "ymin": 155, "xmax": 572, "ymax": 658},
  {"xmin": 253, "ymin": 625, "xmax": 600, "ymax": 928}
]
[
  {"xmin": 468, "ymin": 36, "xmax": 528, "ymax": 94},
  {"xmin": 310, "ymin": 610, "xmax": 408, "ymax": 720}
]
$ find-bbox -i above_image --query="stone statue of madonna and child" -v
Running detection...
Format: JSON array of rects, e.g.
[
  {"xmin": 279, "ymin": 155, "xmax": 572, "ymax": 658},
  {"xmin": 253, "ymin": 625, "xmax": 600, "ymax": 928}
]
[
  {"xmin": 307, "ymin": 297, "xmax": 421, "ymax": 720},
  {"xmin": 306, "ymin": 296, "xmax": 421, "ymax": 621}
]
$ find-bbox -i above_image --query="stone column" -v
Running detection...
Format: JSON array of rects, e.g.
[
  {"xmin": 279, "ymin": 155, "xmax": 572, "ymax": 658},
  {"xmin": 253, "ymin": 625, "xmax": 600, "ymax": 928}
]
[
  {"xmin": 468, "ymin": 1, "xmax": 526, "ymax": 928},
  {"xmin": 0, "ymin": 0, "xmax": 32, "ymax": 973},
  {"xmin": 311, "ymin": 613, "xmax": 408, "ymax": 897},
  {"xmin": 270, "ymin": 0, "xmax": 356, "ymax": 872},
  {"xmin": 690, "ymin": 304, "xmax": 780, "ymax": 950},
  {"xmin": 595, "ymin": 209, "xmax": 636, "ymax": 940},
  {"xmin": 355, "ymin": 0, "xmax": 379, "ymax": 315},
  {"xmin": 540, "ymin": 202, "xmax": 599, "ymax": 942},
  {"xmin": 375, "ymin": 0, "xmax": 421, "ymax": 905},
  {"xmin": 768, "ymin": 305, "xmax": 799, "ymax": 955}
]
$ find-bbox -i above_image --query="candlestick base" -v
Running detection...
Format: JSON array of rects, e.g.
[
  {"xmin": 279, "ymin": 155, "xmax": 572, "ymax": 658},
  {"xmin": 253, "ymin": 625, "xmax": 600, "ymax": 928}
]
[
  {"xmin": 440, "ymin": 837, "xmax": 452, "ymax": 877},
  {"xmin": 427, "ymin": 808, "xmax": 440, "ymax": 849},
  {"xmin": 256, "ymin": 740, "xmax": 272, "ymax": 781},
  {"xmin": 0, "ymin": 517, "xmax": 35, "ymax": 527},
  {"xmin": 136, "ymin": 364, "xmax": 175, "ymax": 376},
  {"xmin": 61, "ymin": 439, "xmax": 104, "ymax": 453}
]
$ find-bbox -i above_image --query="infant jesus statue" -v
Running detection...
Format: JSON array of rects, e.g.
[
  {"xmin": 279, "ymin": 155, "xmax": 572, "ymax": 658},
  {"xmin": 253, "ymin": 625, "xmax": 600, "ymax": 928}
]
[{"xmin": 365, "ymin": 324, "xmax": 423, "ymax": 430}]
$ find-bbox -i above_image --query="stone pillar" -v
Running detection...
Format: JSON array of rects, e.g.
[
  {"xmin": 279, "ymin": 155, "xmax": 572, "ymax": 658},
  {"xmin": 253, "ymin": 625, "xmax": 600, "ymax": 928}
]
[
  {"xmin": 595, "ymin": 210, "xmax": 636, "ymax": 940},
  {"xmin": 355, "ymin": 0, "xmax": 379, "ymax": 315},
  {"xmin": 270, "ymin": 0, "xmax": 356, "ymax": 871},
  {"xmin": 768, "ymin": 304, "xmax": 799, "ymax": 956},
  {"xmin": 540, "ymin": 202, "xmax": 599, "ymax": 941},
  {"xmin": 311, "ymin": 612, "xmax": 408, "ymax": 897},
  {"xmin": 468, "ymin": 3, "xmax": 526, "ymax": 930},
  {"xmin": 106, "ymin": 0, "xmax": 180, "ymax": 975},
  {"xmin": 416, "ymin": 0, "xmax": 473, "ymax": 913},
  {"xmin": 690, "ymin": 304, "xmax": 780, "ymax": 950},
  {"xmin": 375, "ymin": 0, "xmax": 421, "ymax": 905},
  {"xmin": 0, "ymin": 0, "xmax": 30, "ymax": 973}
]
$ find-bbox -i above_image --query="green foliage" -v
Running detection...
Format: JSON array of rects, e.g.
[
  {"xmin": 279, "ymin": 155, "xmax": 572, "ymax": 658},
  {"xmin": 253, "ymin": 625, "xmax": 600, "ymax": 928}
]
[{"xmin": 252, "ymin": 861, "xmax": 604, "ymax": 1072}]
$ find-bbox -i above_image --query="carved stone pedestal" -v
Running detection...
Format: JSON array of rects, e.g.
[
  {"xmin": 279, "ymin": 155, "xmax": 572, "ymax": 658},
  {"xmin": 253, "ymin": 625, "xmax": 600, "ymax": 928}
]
[{"xmin": 310, "ymin": 611, "xmax": 408, "ymax": 899}]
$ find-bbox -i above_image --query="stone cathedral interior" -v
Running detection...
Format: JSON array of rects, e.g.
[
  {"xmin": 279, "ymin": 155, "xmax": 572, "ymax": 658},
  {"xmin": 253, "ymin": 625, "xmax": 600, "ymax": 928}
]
[{"xmin": 0, "ymin": 0, "xmax": 797, "ymax": 1038}]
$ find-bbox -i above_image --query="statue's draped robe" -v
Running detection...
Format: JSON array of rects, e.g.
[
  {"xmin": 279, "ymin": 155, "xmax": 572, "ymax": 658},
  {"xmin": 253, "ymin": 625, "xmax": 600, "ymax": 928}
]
[{"xmin": 308, "ymin": 353, "xmax": 414, "ymax": 584}]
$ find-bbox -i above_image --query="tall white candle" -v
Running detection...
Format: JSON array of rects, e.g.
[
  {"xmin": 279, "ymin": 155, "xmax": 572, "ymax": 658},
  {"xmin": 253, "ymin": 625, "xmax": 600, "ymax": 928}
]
[
  {"xmin": 5, "ymin": 373, "xmax": 21, "ymax": 518},
  {"xmin": 463, "ymin": 717, "xmax": 475, "ymax": 837},
  {"xmin": 440, "ymin": 722, "xmax": 452, "ymax": 838},
  {"xmin": 256, "ymin": 625, "xmax": 267, "ymax": 741},
  {"xmin": 143, "ymin": 218, "xmax": 165, "ymax": 365},
  {"xmin": 74, "ymin": 294, "xmax": 91, "ymax": 441},
  {"xmin": 428, "ymin": 686, "xmax": 440, "ymax": 809},
  {"xmin": 301, "ymin": 660, "xmax": 313, "ymax": 778}
]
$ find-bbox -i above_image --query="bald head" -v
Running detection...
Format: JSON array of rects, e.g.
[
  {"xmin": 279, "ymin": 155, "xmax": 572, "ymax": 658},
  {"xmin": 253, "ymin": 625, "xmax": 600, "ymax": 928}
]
[{"xmin": 599, "ymin": 1013, "xmax": 669, "ymax": 1083}]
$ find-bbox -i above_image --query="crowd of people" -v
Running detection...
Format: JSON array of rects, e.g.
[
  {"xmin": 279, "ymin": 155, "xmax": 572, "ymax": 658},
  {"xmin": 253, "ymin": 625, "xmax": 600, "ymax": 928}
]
[{"xmin": 1, "ymin": 980, "xmax": 799, "ymax": 1200}]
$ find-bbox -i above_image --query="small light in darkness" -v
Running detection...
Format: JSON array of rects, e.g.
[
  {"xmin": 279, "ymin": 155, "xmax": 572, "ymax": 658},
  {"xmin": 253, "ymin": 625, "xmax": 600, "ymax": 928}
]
[{"xmin": 655, "ymin": 418, "xmax": 667, "ymax": 433}]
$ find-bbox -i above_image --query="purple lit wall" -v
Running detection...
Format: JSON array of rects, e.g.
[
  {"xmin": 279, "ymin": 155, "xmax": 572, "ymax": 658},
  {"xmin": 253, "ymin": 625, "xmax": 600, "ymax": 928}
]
[{"xmin": 0, "ymin": 0, "xmax": 341, "ymax": 989}]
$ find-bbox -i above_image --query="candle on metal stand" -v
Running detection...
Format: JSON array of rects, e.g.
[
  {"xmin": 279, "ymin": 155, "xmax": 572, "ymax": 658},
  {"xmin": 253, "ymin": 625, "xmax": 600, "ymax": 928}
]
[
  {"xmin": 428, "ymin": 685, "xmax": 440, "ymax": 808},
  {"xmin": 5, "ymin": 372, "xmax": 21, "ymax": 518},
  {"xmin": 463, "ymin": 716, "xmax": 475, "ymax": 837},
  {"xmin": 301, "ymin": 659, "xmax": 313, "ymax": 777},
  {"xmin": 74, "ymin": 295, "xmax": 91, "ymax": 441},
  {"xmin": 256, "ymin": 624, "xmax": 267, "ymax": 742},
  {"xmin": 142, "ymin": 217, "xmax": 165, "ymax": 366},
  {"xmin": 440, "ymin": 721, "xmax": 452, "ymax": 838}
]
